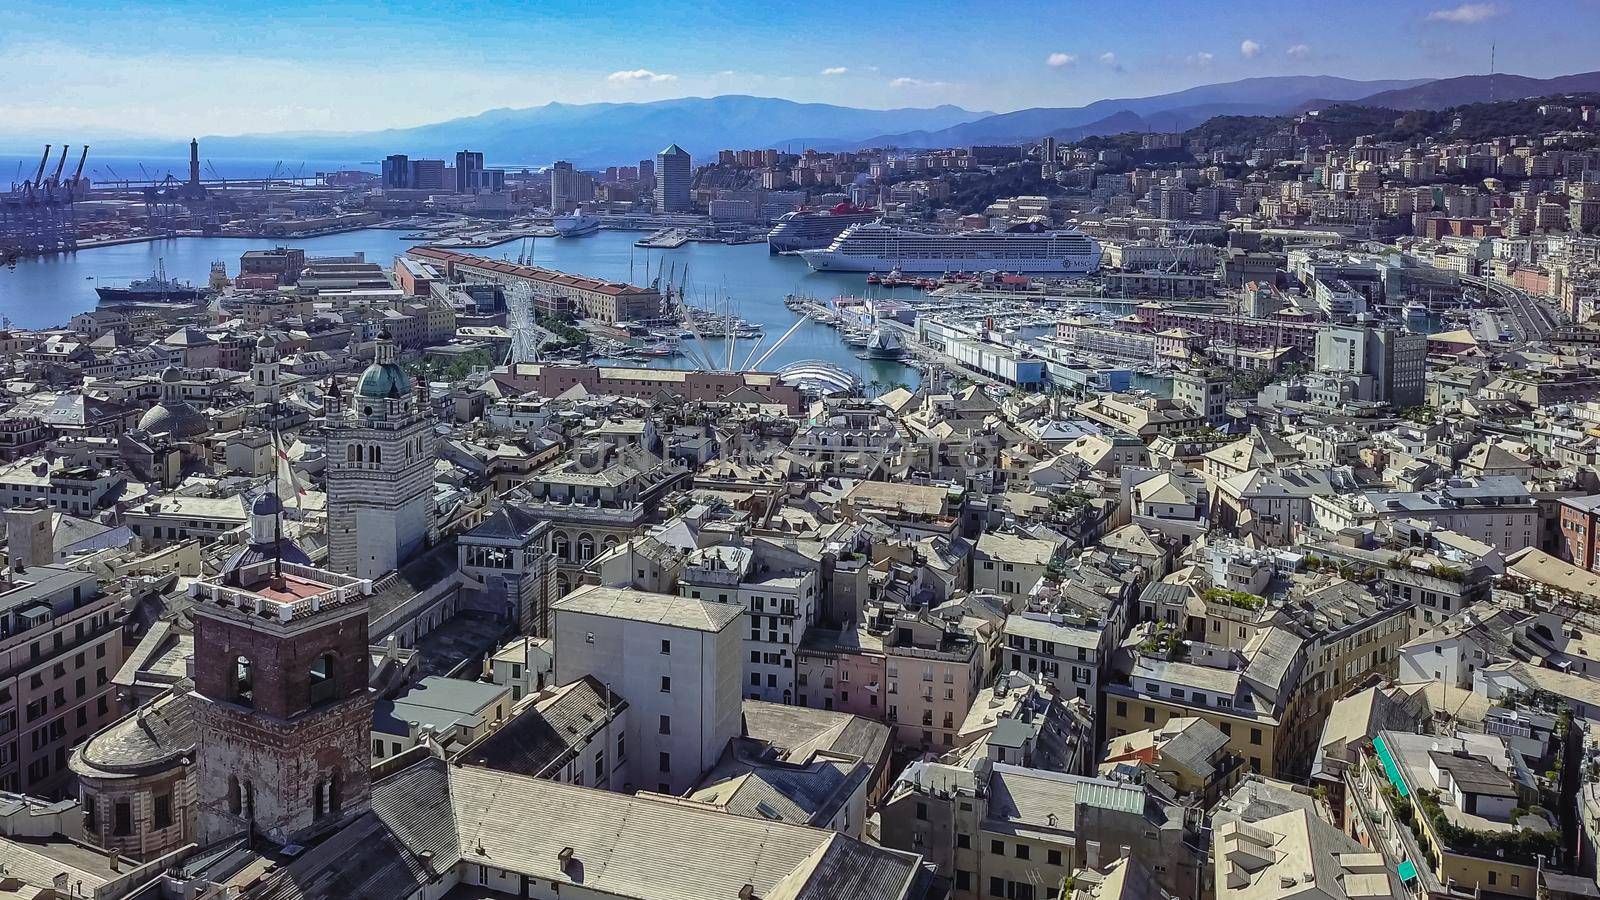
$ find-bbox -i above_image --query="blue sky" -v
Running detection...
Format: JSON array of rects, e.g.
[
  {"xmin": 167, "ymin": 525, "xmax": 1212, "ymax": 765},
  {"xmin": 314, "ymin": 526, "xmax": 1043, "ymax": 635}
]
[{"xmin": 2, "ymin": 0, "xmax": 1595, "ymax": 137}]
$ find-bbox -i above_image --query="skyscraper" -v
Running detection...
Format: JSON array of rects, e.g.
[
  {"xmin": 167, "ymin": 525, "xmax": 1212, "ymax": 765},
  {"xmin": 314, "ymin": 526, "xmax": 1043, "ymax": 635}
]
[
  {"xmin": 325, "ymin": 331, "xmax": 436, "ymax": 579},
  {"xmin": 382, "ymin": 154, "xmax": 411, "ymax": 189},
  {"xmin": 549, "ymin": 160, "xmax": 594, "ymax": 214},
  {"xmin": 405, "ymin": 158, "xmax": 444, "ymax": 190},
  {"xmin": 455, "ymin": 150, "xmax": 485, "ymax": 194},
  {"xmin": 656, "ymin": 144, "xmax": 691, "ymax": 213}
]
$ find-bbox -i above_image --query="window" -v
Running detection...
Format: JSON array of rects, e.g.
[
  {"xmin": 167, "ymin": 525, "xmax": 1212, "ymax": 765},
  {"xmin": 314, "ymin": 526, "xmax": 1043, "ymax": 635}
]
[
  {"xmin": 617, "ymin": 733, "xmax": 626, "ymax": 760},
  {"xmin": 1015, "ymin": 844, "xmax": 1029, "ymax": 860},
  {"xmin": 956, "ymin": 870, "xmax": 971, "ymax": 891},
  {"xmin": 1143, "ymin": 707, "xmax": 1155, "ymax": 724},
  {"xmin": 1115, "ymin": 700, "xmax": 1127, "ymax": 717},
  {"xmin": 916, "ymin": 801, "xmax": 928, "ymax": 821},
  {"xmin": 990, "ymin": 876, "xmax": 1005, "ymax": 898},
  {"xmin": 659, "ymin": 752, "xmax": 670, "ymax": 773},
  {"xmin": 154, "ymin": 793, "xmax": 172, "ymax": 829},
  {"xmin": 308, "ymin": 653, "xmax": 337, "ymax": 707},
  {"xmin": 660, "ymin": 676, "xmax": 671, "ymax": 693},
  {"xmin": 659, "ymin": 715, "xmax": 671, "ymax": 735},
  {"xmin": 113, "ymin": 800, "xmax": 131, "ymax": 836},
  {"xmin": 660, "ymin": 639, "xmax": 671, "ymax": 655},
  {"xmin": 1250, "ymin": 727, "xmax": 1262, "ymax": 745},
  {"xmin": 374, "ymin": 739, "xmax": 385, "ymax": 758},
  {"xmin": 233, "ymin": 656, "xmax": 254, "ymax": 706},
  {"xmin": 957, "ymin": 833, "xmax": 971, "ymax": 849},
  {"xmin": 991, "ymin": 839, "xmax": 1005, "ymax": 855},
  {"xmin": 1048, "ymin": 849, "xmax": 1062, "ymax": 866}
]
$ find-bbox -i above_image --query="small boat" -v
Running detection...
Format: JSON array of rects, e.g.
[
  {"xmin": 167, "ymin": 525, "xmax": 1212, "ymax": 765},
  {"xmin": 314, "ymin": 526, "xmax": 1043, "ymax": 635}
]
[{"xmin": 866, "ymin": 273, "xmax": 882, "ymax": 285}]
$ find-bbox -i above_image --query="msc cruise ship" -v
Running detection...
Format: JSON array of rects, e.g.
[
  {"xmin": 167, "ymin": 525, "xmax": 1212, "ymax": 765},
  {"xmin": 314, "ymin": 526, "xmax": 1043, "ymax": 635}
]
[
  {"xmin": 767, "ymin": 203, "xmax": 879, "ymax": 254},
  {"xmin": 798, "ymin": 220, "xmax": 1104, "ymax": 275}
]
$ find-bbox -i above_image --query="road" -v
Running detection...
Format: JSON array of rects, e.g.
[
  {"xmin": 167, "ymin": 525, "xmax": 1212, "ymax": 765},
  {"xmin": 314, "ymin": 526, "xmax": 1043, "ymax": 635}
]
[{"xmin": 1466, "ymin": 275, "xmax": 1563, "ymax": 342}]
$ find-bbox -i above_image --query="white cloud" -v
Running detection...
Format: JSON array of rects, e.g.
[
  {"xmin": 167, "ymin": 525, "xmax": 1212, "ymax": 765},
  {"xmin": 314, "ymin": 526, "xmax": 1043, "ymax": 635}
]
[
  {"xmin": 606, "ymin": 69, "xmax": 677, "ymax": 84},
  {"xmin": 715, "ymin": 69, "xmax": 735, "ymax": 77},
  {"xmin": 1186, "ymin": 52, "xmax": 1215, "ymax": 68},
  {"xmin": 1425, "ymin": 3, "xmax": 1501, "ymax": 22},
  {"xmin": 889, "ymin": 76, "xmax": 950, "ymax": 88},
  {"xmin": 1286, "ymin": 43, "xmax": 1312, "ymax": 59},
  {"xmin": 1098, "ymin": 52, "xmax": 1117, "ymax": 65},
  {"xmin": 1240, "ymin": 39, "xmax": 1262, "ymax": 58},
  {"xmin": 1046, "ymin": 52, "xmax": 1077, "ymax": 68},
  {"xmin": 821, "ymin": 66, "xmax": 849, "ymax": 76}
]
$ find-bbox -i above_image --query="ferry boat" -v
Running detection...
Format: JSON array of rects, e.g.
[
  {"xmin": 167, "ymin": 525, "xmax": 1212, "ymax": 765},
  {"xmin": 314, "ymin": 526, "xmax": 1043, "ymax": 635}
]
[
  {"xmin": 767, "ymin": 203, "xmax": 879, "ymax": 254},
  {"xmin": 800, "ymin": 220, "xmax": 1103, "ymax": 275},
  {"xmin": 552, "ymin": 213, "xmax": 601, "ymax": 237}
]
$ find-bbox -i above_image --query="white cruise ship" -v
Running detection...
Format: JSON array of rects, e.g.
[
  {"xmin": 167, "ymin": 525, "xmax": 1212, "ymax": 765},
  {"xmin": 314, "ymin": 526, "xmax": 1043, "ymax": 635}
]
[
  {"xmin": 767, "ymin": 203, "xmax": 879, "ymax": 254},
  {"xmin": 799, "ymin": 220, "xmax": 1103, "ymax": 275},
  {"xmin": 552, "ymin": 212, "xmax": 601, "ymax": 237}
]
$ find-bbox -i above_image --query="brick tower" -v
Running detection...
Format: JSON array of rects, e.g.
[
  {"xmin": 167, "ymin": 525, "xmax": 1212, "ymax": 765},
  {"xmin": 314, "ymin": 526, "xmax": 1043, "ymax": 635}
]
[{"xmin": 190, "ymin": 558, "xmax": 374, "ymax": 846}]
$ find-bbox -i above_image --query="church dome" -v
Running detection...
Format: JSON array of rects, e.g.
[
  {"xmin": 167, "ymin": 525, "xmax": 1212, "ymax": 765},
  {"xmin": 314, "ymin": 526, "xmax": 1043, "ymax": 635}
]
[
  {"xmin": 355, "ymin": 330, "xmax": 412, "ymax": 400},
  {"xmin": 138, "ymin": 398, "xmax": 206, "ymax": 439},
  {"xmin": 356, "ymin": 362, "xmax": 412, "ymax": 399}
]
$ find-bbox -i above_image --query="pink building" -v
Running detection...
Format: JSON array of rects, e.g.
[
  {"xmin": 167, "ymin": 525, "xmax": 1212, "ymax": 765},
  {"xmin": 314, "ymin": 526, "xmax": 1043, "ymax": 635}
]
[
  {"xmin": 798, "ymin": 602, "xmax": 993, "ymax": 751},
  {"xmin": 490, "ymin": 363, "xmax": 803, "ymax": 414}
]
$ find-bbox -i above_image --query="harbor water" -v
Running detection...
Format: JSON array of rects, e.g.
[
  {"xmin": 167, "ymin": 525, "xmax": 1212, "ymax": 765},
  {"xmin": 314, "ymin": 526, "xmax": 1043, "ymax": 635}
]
[{"xmin": 0, "ymin": 228, "xmax": 928, "ymax": 389}]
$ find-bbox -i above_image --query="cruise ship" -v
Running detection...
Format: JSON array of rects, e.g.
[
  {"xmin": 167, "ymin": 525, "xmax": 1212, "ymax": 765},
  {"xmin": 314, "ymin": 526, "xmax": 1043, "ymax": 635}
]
[
  {"xmin": 798, "ymin": 220, "xmax": 1103, "ymax": 275},
  {"xmin": 552, "ymin": 212, "xmax": 601, "ymax": 237},
  {"xmin": 767, "ymin": 203, "xmax": 879, "ymax": 254}
]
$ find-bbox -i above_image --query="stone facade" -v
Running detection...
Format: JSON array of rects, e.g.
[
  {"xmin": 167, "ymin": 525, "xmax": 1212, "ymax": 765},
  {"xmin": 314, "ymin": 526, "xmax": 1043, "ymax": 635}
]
[{"xmin": 325, "ymin": 334, "xmax": 436, "ymax": 580}]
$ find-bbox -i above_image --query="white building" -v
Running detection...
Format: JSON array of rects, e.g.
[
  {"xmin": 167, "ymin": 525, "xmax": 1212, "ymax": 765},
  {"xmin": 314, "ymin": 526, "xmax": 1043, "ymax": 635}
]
[{"xmin": 553, "ymin": 584, "xmax": 743, "ymax": 794}]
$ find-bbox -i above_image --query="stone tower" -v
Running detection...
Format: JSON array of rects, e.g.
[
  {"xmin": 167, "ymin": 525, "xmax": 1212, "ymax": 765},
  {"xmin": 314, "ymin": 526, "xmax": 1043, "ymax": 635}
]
[
  {"xmin": 190, "ymin": 560, "xmax": 374, "ymax": 846},
  {"xmin": 251, "ymin": 333, "xmax": 281, "ymax": 407},
  {"xmin": 324, "ymin": 331, "xmax": 434, "ymax": 580}
]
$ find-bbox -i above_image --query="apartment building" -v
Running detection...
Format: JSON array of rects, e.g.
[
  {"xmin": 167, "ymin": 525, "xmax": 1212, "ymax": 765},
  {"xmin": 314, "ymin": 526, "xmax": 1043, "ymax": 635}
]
[
  {"xmin": 677, "ymin": 541, "xmax": 820, "ymax": 704},
  {"xmin": 797, "ymin": 601, "xmax": 993, "ymax": 752},
  {"xmin": 0, "ymin": 563, "xmax": 126, "ymax": 795},
  {"xmin": 1105, "ymin": 624, "xmax": 1312, "ymax": 781},
  {"xmin": 1001, "ymin": 611, "xmax": 1108, "ymax": 706},
  {"xmin": 880, "ymin": 759, "xmax": 1205, "ymax": 900},
  {"xmin": 553, "ymin": 585, "xmax": 743, "ymax": 794},
  {"xmin": 972, "ymin": 533, "xmax": 1061, "ymax": 602}
]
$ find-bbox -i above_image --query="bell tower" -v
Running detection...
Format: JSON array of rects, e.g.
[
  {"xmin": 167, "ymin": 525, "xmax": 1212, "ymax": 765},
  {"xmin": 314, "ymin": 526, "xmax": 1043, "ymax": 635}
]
[
  {"xmin": 326, "ymin": 331, "xmax": 435, "ymax": 579},
  {"xmin": 190, "ymin": 560, "xmax": 374, "ymax": 846},
  {"xmin": 251, "ymin": 333, "xmax": 281, "ymax": 408}
]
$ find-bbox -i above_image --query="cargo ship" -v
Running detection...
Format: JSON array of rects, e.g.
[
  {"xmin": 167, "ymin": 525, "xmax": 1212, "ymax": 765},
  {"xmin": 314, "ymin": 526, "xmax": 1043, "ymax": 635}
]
[
  {"xmin": 95, "ymin": 260, "xmax": 211, "ymax": 305},
  {"xmin": 799, "ymin": 220, "xmax": 1103, "ymax": 275},
  {"xmin": 767, "ymin": 203, "xmax": 878, "ymax": 254}
]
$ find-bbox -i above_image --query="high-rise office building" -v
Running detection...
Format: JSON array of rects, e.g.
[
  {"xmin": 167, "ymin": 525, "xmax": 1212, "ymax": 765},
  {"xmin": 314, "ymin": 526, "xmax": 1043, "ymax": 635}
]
[
  {"xmin": 382, "ymin": 154, "xmax": 410, "ymax": 189},
  {"xmin": 637, "ymin": 158, "xmax": 654, "ymax": 187},
  {"xmin": 455, "ymin": 150, "xmax": 485, "ymax": 194},
  {"xmin": 656, "ymin": 144, "xmax": 691, "ymax": 213},
  {"xmin": 409, "ymin": 158, "xmax": 446, "ymax": 191},
  {"xmin": 549, "ymin": 160, "xmax": 594, "ymax": 214}
]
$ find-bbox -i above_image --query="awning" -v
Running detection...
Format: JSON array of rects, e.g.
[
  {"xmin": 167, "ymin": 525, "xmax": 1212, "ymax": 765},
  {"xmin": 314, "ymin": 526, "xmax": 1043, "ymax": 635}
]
[
  {"xmin": 1374, "ymin": 734, "xmax": 1410, "ymax": 798},
  {"xmin": 1398, "ymin": 860, "xmax": 1419, "ymax": 883}
]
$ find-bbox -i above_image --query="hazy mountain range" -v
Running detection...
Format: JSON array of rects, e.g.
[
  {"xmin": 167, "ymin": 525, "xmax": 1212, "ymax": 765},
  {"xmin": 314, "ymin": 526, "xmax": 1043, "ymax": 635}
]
[{"xmin": 84, "ymin": 69, "xmax": 1600, "ymax": 168}]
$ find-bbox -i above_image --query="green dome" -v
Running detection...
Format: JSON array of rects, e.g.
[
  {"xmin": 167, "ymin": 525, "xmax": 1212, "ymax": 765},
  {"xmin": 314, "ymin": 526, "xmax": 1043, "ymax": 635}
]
[{"xmin": 355, "ymin": 361, "xmax": 412, "ymax": 399}]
